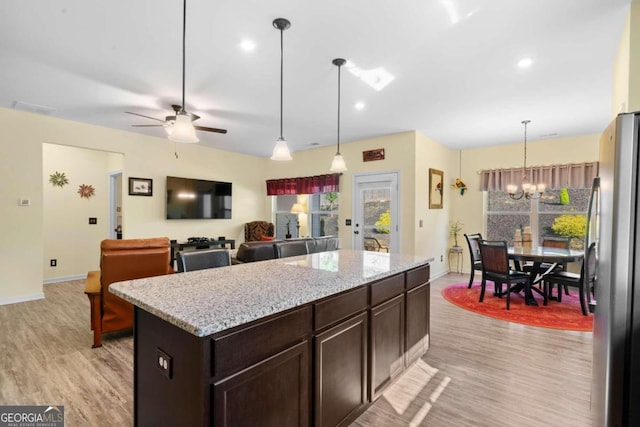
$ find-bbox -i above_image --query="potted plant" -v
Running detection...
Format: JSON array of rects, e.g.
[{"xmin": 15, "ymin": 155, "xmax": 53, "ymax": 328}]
[{"xmin": 450, "ymin": 220, "xmax": 464, "ymax": 248}]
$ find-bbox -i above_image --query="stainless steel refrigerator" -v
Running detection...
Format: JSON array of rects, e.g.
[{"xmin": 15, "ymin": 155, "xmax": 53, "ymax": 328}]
[{"xmin": 591, "ymin": 111, "xmax": 640, "ymax": 426}]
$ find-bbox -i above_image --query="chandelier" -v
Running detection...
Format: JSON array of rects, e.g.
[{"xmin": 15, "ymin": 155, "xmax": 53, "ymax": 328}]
[{"xmin": 506, "ymin": 120, "xmax": 546, "ymax": 200}]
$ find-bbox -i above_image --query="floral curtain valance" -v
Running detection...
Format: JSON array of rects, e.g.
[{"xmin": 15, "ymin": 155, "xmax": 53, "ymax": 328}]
[
  {"xmin": 479, "ymin": 162, "xmax": 599, "ymax": 191},
  {"xmin": 266, "ymin": 173, "xmax": 341, "ymax": 195}
]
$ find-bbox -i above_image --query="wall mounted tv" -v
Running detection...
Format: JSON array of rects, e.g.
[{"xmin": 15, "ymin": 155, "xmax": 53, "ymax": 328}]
[{"xmin": 166, "ymin": 176, "xmax": 232, "ymax": 219}]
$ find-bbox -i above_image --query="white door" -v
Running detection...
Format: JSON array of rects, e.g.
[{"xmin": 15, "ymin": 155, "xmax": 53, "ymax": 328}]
[{"xmin": 352, "ymin": 172, "xmax": 399, "ymax": 252}]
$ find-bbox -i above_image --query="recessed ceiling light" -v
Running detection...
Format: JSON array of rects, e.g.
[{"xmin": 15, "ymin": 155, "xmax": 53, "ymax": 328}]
[
  {"xmin": 517, "ymin": 57, "xmax": 533, "ymax": 68},
  {"xmin": 240, "ymin": 39, "xmax": 256, "ymax": 52},
  {"xmin": 354, "ymin": 102, "xmax": 365, "ymax": 110}
]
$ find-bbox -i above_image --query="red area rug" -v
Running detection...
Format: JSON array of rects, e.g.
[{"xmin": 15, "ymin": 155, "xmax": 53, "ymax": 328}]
[{"xmin": 442, "ymin": 282, "xmax": 593, "ymax": 332}]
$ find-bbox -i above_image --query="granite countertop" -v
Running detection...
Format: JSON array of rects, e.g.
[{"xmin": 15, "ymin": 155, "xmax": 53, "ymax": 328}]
[{"xmin": 110, "ymin": 249, "xmax": 429, "ymax": 337}]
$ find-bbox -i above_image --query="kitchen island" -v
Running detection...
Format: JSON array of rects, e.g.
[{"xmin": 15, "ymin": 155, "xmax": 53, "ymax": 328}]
[{"xmin": 111, "ymin": 249, "xmax": 430, "ymax": 427}]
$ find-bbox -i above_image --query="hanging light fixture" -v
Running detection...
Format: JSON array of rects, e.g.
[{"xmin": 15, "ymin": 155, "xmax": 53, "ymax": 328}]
[
  {"xmin": 506, "ymin": 120, "xmax": 545, "ymax": 200},
  {"xmin": 169, "ymin": 0, "xmax": 198, "ymax": 143},
  {"xmin": 270, "ymin": 18, "xmax": 292, "ymax": 161},
  {"xmin": 329, "ymin": 58, "xmax": 347, "ymax": 172}
]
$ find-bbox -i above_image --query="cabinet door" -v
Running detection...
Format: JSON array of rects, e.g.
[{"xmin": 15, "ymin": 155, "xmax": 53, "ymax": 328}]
[
  {"xmin": 370, "ymin": 294, "xmax": 406, "ymax": 399},
  {"xmin": 213, "ymin": 340, "xmax": 310, "ymax": 427},
  {"xmin": 406, "ymin": 281, "xmax": 430, "ymax": 366},
  {"xmin": 314, "ymin": 312, "xmax": 368, "ymax": 427}
]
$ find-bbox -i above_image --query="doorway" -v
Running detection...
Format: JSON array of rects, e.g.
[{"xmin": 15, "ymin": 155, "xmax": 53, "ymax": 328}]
[
  {"xmin": 352, "ymin": 172, "xmax": 399, "ymax": 253},
  {"xmin": 109, "ymin": 171, "xmax": 123, "ymax": 239}
]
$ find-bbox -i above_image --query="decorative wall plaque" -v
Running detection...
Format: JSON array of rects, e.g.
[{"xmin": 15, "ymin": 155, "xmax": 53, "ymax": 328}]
[{"xmin": 362, "ymin": 148, "xmax": 385, "ymax": 162}]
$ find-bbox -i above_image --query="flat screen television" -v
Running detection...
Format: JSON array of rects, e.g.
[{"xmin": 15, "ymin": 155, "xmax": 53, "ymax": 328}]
[{"xmin": 166, "ymin": 176, "xmax": 232, "ymax": 219}]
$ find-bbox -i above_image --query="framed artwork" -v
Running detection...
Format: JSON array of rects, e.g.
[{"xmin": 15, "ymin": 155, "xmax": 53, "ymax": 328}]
[
  {"xmin": 129, "ymin": 177, "xmax": 153, "ymax": 196},
  {"xmin": 429, "ymin": 168, "xmax": 443, "ymax": 209}
]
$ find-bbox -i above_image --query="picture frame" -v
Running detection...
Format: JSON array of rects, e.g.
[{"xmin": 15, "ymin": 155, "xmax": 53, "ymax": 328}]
[
  {"xmin": 128, "ymin": 177, "xmax": 153, "ymax": 196},
  {"xmin": 429, "ymin": 168, "xmax": 443, "ymax": 209}
]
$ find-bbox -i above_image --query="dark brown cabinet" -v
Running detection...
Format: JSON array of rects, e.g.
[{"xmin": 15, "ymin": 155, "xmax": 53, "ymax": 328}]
[
  {"xmin": 133, "ymin": 265, "xmax": 430, "ymax": 427},
  {"xmin": 370, "ymin": 294, "xmax": 406, "ymax": 399},
  {"xmin": 406, "ymin": 282, "xmax": 430, "ymax": 366},
  {"xmin": 213, "ymin": 340, "xmax": 310, "ymax": 427},
  {"xmin": 314, "ymin": 312, "xmax": 368, "ymax": 427}
]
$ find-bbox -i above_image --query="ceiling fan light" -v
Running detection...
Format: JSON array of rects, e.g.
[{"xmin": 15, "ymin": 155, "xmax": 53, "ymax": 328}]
[
  {"xmin": 270, "ymin": 137, "xmax": 292, "ymax": 161},
  {"xmin": 169, "ymin": 113, "xmax": 198, "ymax": 143},
  {"xmin": 329, "ymin": 153, "xmax": 347, "ymax": 172}
]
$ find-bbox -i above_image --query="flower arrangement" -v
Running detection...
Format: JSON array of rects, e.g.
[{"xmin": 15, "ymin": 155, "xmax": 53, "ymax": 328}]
[
  {"xmin": 453, "ymin": 178, "xmax": 467, "ymax": 195},
  {"xmin": 450, "ymin": 220, "xmax": 464, "ymax": 247}
]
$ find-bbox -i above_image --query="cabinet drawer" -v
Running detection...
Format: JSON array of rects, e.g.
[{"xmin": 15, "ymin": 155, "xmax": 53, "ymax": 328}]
[
  {"xmin": 314, "ymin": 286, "xmax": 367, "ymax": 331},
  {"xmin": 370, "ymin": 274, "xmax": 404, "ymax": 307},
  {"xmin": 212, "ymin": 306, "xmax": 312, "ymax": 378},
  {"xmin": 406, "ymin": 264, "xmax": 430, "ymax": 290}
]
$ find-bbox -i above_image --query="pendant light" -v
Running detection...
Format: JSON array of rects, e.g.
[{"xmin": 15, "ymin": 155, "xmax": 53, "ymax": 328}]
[
  {"xmin": 169, "ymin": 0, "xmax": 198, "ymax": 143},
  {"xmin": 329, "ymin": 58, "xmax": 347, "ymax": 172},
  {"xmin": 506, "ymin": 120, "xmax": 545, "ymax": 200},
  {"xmin": 270, "ymin": 18, "xmax": 292, "ymax": 161}
]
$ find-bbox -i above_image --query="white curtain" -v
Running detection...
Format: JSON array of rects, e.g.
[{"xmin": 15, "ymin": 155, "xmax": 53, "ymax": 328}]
[{"xmin": 479, "ymin": 162, "xmax": 599, "ymax": 191}]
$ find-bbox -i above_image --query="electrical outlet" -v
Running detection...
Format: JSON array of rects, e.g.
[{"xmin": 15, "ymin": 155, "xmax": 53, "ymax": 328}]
[
  {"xmin": 419, "ymin": 219, "xmax": 423, "ymax": 227},
  {"xmin": 89, "ymin": 217, "xmax": 97, "ymax": 225},
  {"xmin": 50, "ymin": 259, "xmax": 57, "ymax": 267},
  {"xmin": 156, "ymin": 348, "xmax": 172, "ymax": 379},
  {"xmin": 440, "ymin": 255, "xmax": 443, "ymax": 262},
  {"xmin": 345, "ymin": 219, "xmax": 352, "ymax": 226}
]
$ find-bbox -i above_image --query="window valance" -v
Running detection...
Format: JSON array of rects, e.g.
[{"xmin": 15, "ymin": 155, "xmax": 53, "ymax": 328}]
[
  {"xmin": 479, "ymin": 162, "xmax": 599, "ymax": 191},
  {"xmin": 266, "ymin": 173, "xmax": 341, "ymax": 195}
]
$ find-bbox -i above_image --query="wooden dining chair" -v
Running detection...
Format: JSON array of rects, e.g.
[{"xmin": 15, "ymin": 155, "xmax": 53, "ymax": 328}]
[
  {"xmin": 464, "ymin": 233, "xmax": 483, "ymax": 288},
  {"xmin": 478, "ymin": 240, "xmax": 532, "ymax": 310},
  {"xmin": 543, "ymin": 241, "xmax": 596, "ymax": 316}
]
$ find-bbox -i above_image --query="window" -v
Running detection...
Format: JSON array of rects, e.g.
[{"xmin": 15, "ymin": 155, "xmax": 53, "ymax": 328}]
[
  {"xmin": 273, "ymin": 192, "xmax": 339, "ymax": 239},
  {"xmin": 486, "ymin": 188, "xmax": 589, "ymax": 249}
]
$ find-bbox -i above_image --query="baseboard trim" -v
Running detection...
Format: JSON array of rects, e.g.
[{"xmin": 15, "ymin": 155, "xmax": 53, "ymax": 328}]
[
  {"xmin": 43, "ymin": 274, "xmax": 86, "ymax": 285},
  {"xmin": 0, "ymin": 292, "xmax": 45, "ymax": 306}
]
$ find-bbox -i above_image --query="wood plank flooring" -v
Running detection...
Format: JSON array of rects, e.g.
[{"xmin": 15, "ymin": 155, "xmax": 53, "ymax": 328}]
[{"xmin": 0, "ymin": 273, "xmax": 592, "ymax": 426}]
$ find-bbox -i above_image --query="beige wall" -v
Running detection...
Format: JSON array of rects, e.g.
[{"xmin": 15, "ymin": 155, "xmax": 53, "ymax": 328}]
[
  {"xmin": 414, "ymin": 132, "xmax": 456, "ymax": 275},
  {"xmin": 449, "ymin": 133, "xmax": 600, "ymax": 274},
  {"xmin": 43, "ymin": 144, "xmax": 117, "ymax": 281},
  {"xmin": 613, "ymin": 1, "xmax": 640, "ymax": 114},
  {"xmin": 0, "ymin": 107, "xmax": 267, "ymax": 304}
]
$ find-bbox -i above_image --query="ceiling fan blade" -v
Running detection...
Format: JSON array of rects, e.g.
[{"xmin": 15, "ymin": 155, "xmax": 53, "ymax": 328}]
[
  {"xmin": 125, "ymin": 111, "xmax": 165, "ymax": 123},
  {"xmin": 132, "ymin": 124, "xmax": 164, "ymax": 127},
  {"xmin": 194, "ymin": 125, "xmax": 227, "ymax": 134}
]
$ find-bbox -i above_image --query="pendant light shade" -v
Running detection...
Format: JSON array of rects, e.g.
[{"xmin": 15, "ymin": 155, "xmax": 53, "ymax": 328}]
[
  {"xmin": 271, "ymin": 18, "xmax": 292, "ymax": 161},
  {"xmin": 271, "ymin": 137, "xmax": 292, "ymax": 161},
  {"xmin": 169, "ymin": 113, "xmax": 199, "ymax": 143},
  {"xmin": 329, "ymin": 58, "xmax": 347, "ymax": 172},
  {"xmin": 169, "ymin": 0, "xmax": 199, "ymax": 144}
]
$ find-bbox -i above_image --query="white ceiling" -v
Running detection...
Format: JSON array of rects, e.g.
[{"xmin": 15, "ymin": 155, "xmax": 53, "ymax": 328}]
[{"xmin": 0, "ymin": 0, "xmax": 631, "ymax": 158}]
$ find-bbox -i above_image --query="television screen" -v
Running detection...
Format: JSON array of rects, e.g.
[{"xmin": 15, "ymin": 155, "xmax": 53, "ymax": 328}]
[{"xmin": 166, "ymin": 176, "xmax": 232, "ymax": 219}]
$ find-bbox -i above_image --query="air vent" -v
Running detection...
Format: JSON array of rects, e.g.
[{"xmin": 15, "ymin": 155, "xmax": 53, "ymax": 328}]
[{"xmin": 12, "ymin": 101, "xmax": 55, "ymax": 115}]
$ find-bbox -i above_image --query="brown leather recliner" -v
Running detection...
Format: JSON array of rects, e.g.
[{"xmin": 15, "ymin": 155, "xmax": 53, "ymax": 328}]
[{"xmin": 84, "ymin": 237, "xmax": 173, "ymax": 348}]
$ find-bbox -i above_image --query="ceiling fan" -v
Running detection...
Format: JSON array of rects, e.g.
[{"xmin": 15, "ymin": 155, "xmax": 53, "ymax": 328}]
[
  {"xmin": 125, "ymin": 105, "xmax": 227, "ymax": 135},
  {"xmin": 126, "ymin": 0, "xmax": 227, "ymax": 141}
]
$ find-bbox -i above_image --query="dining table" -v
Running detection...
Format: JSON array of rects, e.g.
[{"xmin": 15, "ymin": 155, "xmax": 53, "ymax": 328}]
[{"xmin": 507, "ymin": 246, "xmax": 585, "ymax": 306}]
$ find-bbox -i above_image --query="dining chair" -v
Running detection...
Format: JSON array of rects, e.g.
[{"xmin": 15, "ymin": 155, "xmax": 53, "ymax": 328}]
[
  {"xmin": 177, "ymin": 248, "xmax": 231, "ymax": 272},
  {"xmin": 464, "ymin": 233, "xmax": 483, "ymax": 288},
  {"xmin": 274, "ymin": 240, "xmax": 309, "ymax": 258},
  {"xmin": 543, "ymin": 241, "xmax": 596, "ymax": 316},
  {"xmin": 478, "ymin": 240, "xmax": 532, "ymax": 310}
]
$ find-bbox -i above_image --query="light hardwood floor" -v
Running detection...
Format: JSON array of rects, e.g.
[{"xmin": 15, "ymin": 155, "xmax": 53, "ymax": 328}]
[{"xmin": 0, "ymin": 273, "xmax": 592, "ymax": 426}]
